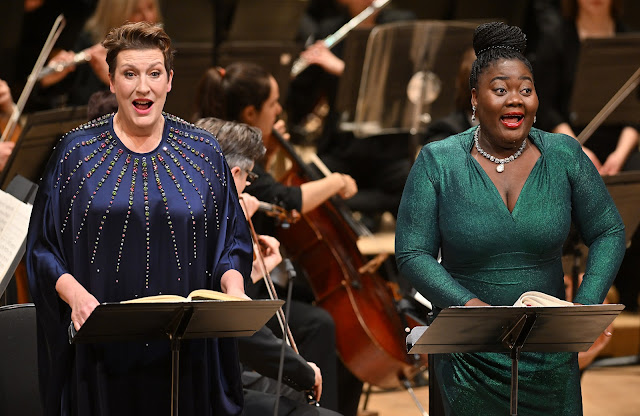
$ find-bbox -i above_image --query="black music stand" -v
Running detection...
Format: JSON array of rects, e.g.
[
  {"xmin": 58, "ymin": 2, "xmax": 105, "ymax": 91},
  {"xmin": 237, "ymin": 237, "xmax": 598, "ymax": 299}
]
[
  {"xmin": 569, "ymin": 34, "xmax": 640, "ymax": 127},
  {"xmin": 70, "ymin": 299, "xmax": 283, "ymax": 416},
  {"xmin": 564, "ymin": 172, "xmax": 640, "ymax": 300},
  {"xmin": 407, "ymin": 304, "xmax": 624, "ymax": 416},
  {"xmin": 0, "ymin": 106, "xmax": 88, "ymax": 190}
]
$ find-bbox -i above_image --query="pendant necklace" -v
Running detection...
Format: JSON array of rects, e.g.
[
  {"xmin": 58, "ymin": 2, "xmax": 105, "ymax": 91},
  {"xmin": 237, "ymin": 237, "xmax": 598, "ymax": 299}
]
[{"xmin": 474, "ymin": 127, "xmax": 526, "ymax": 173}]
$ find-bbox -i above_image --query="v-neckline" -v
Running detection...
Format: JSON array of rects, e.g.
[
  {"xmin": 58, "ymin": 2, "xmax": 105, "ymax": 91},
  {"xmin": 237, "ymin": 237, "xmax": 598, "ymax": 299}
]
[{"xmin": 467, "ymin": 132, "xmax": 542, "ymax": 217}]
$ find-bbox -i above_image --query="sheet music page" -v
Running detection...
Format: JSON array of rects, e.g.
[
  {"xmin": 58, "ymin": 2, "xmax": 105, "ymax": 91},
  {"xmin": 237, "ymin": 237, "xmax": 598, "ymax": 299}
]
[{"xmin": 0, "ymin": 190, "xmax": 33, "ymax": 280}]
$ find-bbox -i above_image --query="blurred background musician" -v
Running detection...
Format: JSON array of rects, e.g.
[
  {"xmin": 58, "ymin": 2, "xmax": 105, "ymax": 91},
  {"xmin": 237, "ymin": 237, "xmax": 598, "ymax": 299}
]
[
  {"xmin": 37, "ymin": 0, "xmax": 161, "ymax": 109},
  {"xmin": 196, "ymin": 117, "xmax": 341, "ymax": 416},
  {"xmin": 534, "ymin": 0, "xmax": 640, "ymax": 175},
  {"xmin": 194, "ymin": 62, "xmax": 356, "ymax": 413},
  {"xmin": 286, "ymin": 0, "xmax": 415, "ymax": 231},
  {"xmin": 533, "ymin": 0, "xmax": 640, "ymax": 312}
]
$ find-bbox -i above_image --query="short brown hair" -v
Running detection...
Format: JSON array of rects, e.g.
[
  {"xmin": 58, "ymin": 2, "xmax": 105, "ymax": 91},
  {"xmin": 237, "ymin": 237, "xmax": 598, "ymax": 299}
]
[{"xmin": 102, "ymin": 21, "xmax": 174, "ymax": 78}]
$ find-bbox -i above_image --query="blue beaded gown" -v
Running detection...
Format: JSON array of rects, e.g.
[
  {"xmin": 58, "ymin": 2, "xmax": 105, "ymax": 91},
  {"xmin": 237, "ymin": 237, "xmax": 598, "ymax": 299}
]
[
  {"xmin": 396, "ymin": 127, "xmax": 625, "ymax": 416},
  {"xmin": 26, "ymin": 113, "xmax": 253, "ymax": 416}
]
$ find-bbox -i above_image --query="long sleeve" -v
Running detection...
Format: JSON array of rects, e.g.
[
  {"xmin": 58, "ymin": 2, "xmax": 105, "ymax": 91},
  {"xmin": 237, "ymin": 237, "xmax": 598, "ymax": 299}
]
[
  {"xmin": 566, "ymin": 138, "xmax": 626, "ymax": 305},
  {"xmin": 395, "ymin": 149, "xmax": 477, "ymax": 308},
  {"xmin": 237, "ymin": 326, "xmax": 315, "ymax": 391}
]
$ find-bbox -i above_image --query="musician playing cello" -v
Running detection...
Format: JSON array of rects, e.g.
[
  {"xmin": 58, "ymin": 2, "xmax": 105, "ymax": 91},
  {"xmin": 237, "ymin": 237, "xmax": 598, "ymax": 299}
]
[{"xmin": 194, "ymin": 62, "xmax": 357, "ymax": 413}]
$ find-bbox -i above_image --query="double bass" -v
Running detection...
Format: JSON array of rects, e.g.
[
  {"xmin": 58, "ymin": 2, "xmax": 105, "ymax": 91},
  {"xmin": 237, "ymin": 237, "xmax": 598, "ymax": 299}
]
[{"xmin": 270, "ymin": 130, "xmax": 426, "ymax": 388}]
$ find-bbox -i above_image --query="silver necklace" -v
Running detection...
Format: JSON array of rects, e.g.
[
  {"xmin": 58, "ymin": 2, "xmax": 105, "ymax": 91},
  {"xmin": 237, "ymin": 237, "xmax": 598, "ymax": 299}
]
[{"xmin": 474, "ymin": 127, "xmax": 527, "ymax": 173}]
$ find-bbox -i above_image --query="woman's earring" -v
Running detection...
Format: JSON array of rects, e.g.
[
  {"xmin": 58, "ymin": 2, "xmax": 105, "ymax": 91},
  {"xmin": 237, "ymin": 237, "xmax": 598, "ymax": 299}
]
[
  {"xmin": 471, "ymin": 106, "xmax": 476, "ymax": 122},
  {"xmin": 534, "ymin": 115, "xmax": 537, "ymax": 124}
]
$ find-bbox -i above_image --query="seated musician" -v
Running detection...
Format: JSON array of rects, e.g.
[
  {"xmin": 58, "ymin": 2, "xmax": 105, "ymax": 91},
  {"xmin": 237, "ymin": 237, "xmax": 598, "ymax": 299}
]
[
  {"xmin": 193, "ymin": 63, "xmax": 358, "ymax": 413},
  {"xmin": 196, "ymin": 117, "xmax": 342, "ymax": 416},
  {"xmin": 0, "ymin": 78, "xmax": 16, "ymax": 171}
]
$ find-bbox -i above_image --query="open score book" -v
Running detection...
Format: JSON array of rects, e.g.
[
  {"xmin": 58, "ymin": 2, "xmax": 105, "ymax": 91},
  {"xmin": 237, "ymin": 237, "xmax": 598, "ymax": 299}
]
[
  {"xmin": 513, "ymin": 291, "xmax": 574, "ymax": 307},
  {"xmin": 122, "ymin": 289, "xmax": 245, "ymax": 303}
]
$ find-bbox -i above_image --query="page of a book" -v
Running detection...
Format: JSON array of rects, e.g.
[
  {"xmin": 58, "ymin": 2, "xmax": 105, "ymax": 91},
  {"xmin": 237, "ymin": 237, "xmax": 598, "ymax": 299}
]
[
  {"xmin": 513, "ymin": 291, "xmax": 574, "ymax": 307},
  {"xmin": 0, "ymin": 189, "xmax": 33, "ymax": 283},
  {"xmin": 121, "ymin": 289, "xmax": 244, "ymax": 304}
]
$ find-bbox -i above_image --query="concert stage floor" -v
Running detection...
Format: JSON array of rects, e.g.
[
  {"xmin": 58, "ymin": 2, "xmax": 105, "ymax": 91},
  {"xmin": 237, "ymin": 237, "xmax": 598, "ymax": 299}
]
[{"xmin": 359, "ymin": 364, "xmax": 640, "ymax": 415}]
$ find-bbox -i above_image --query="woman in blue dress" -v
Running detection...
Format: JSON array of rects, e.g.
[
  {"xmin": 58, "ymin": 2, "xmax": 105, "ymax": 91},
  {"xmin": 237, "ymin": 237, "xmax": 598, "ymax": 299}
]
[
  {"xmin": 26, "ymin": 22, "xmax": 252, "ymax": 415},
  {"xmin": 395, "ymin": 22, "xmax": 625, "ymax": 415}
]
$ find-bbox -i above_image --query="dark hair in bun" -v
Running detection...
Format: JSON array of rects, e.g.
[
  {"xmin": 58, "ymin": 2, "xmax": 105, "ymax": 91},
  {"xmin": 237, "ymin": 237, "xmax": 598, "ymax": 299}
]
[{"xmin": 469, "ymin": 22, "xmax": 533, "ymax": 90}]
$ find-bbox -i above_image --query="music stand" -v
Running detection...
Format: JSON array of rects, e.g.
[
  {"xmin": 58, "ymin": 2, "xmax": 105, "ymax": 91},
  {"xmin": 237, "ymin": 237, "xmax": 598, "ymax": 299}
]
[
  {"xmin": 407, "ymin": 304, "xmax": 624, "ymax": 416},
  {"xmin": 0, "ymin": 106, "xmax": 88, "ymax": 191},
  {"xmin": 570, "ymin": 34, "xmax": 640, "ymax": 127},
  {"xmin": 0, "ymin": 176, "xmax": 37, "ymax": 302},
  {"xmin": 353, "ymin": 20, "xmax": 476, "ymax": 138},
  {"xmin": 564, "ymin": 171, "xmax": 640, "ymax": 298},
  {"xmin": 335, "ymin": 28, "xmax": 373, "ymax": 127},
  {"xmin": 70, "ymin": 299, "xmax": 283, "ymax": 416}
]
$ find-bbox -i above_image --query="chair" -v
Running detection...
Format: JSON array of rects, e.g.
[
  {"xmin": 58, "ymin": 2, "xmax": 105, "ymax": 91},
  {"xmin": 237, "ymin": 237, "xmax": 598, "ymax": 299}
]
[{"xmin": 0, "ymin": 304, "xmax": 43, "ymax": 416}]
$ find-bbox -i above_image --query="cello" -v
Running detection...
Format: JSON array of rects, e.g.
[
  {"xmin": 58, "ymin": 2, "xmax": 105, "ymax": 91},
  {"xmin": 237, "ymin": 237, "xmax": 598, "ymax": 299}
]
[{"xmin": 269, "ymin": 130, "xmax": 426, "ymax": 389}]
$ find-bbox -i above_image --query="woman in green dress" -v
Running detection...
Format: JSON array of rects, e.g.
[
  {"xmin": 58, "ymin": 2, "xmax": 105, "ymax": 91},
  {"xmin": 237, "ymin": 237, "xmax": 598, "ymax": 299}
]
[{"xmin": 395, "ymin": 22, "xmax": 625, "ymax": 415}]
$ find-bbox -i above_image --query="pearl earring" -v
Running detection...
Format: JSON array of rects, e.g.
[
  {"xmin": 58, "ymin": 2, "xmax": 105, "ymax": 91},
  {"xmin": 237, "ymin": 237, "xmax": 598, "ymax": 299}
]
[
  {"xmin": 471, "ymin": 106, "xmax": 476, "ymax": 122},
  {"xmin": 534, "ymin": 115, "xmax": 537, "ymax": 124}
]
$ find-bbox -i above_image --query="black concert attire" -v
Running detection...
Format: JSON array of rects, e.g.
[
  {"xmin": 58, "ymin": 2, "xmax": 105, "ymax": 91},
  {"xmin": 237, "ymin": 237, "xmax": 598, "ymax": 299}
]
[
  {"xmin": 244, "ymin": 166, "xmax": 340, "ymax": 412},
  {"xmin": 239, "ymin": 326, "xmax": 342, "ymax": 416}
]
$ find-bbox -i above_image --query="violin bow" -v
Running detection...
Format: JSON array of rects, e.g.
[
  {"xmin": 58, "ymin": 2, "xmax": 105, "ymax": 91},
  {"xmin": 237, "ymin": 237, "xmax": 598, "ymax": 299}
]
[
  {"xmin": 1, "ymin": 14, "xmax": 66, "ymax": 143},
  {"xmin": 240, "ymin": 197, "xmax": 299, "ymax": 352}
]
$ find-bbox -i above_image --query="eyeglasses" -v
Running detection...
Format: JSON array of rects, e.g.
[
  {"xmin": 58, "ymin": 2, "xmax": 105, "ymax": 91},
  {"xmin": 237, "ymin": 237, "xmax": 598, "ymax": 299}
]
[{"xmin": 245, "ymin": 170, "xmax": 259, "ymax": 184}]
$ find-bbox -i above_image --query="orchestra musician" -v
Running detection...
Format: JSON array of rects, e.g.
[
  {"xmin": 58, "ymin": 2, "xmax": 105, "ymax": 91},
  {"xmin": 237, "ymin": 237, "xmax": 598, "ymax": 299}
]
[
  {"xmin": 38, "ymin": 0, "xmax": 161, "ymax": 108},
  {"xmin": 194, "ymin": 61, "xmax": 360, "ymax": 413},
  {"xmin": 533, "ymin": 0, "xmax": 640, "ymax": 312},
  {"xmin": 26, "ymin": 22, "xmax": 252, "ymax": 415},
  {"xmin": 0, "ymin": 78, "xmax": 17, "ymax": 171},
  {"xmin": 286, "ymin": 0, "xmax": 416, "ymax": 231},
  {"xmin": 534, "ymin": 0, "xmax": 640, "ymax": 174},
  {"xmin": 395, "ymin": 21, "xmax": 625, "ymax": 415},
  {"xmin": 196, "ymin": 117, "xmax": 342, "ymax": 416}
]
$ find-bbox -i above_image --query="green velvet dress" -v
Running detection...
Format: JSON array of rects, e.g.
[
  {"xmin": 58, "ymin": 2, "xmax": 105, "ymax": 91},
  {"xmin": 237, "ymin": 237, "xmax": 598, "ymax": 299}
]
[{"xmin": 396, "ymin": 127, "xmax": 625, "ymax": 416}]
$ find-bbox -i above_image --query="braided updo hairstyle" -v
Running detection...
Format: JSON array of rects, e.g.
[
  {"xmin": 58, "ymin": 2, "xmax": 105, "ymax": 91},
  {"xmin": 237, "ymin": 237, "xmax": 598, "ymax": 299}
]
[{"xmin": 469, "ymin": 22, "xmax": 533, "ymax": 90}]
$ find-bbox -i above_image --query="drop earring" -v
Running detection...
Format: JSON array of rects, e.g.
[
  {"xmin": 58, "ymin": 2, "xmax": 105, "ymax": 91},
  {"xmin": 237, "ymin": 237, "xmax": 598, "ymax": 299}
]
[
  {"xmin": 534, "ymin": 115, "xmax": 537, "ymax": 124},
  {"xmin": 471, "ymin": 106, "xmax": 476, "ymax": 122}
]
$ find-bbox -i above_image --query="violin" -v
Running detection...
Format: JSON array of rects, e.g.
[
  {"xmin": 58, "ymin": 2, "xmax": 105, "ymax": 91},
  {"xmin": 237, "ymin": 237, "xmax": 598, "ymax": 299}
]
[
  {"xmin": 240, "ymin": 198, "xmax": 319, "ymax": 406},
  {"xmin": 257, "ymin": 200, "xmax": 300, "ymax": 228}
]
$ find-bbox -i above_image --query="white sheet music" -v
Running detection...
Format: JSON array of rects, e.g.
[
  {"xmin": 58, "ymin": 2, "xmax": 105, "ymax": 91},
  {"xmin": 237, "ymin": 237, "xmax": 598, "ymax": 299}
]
[{"xmin": 0, "ymin": 190, "xmax": 32, "ymax": 283}]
